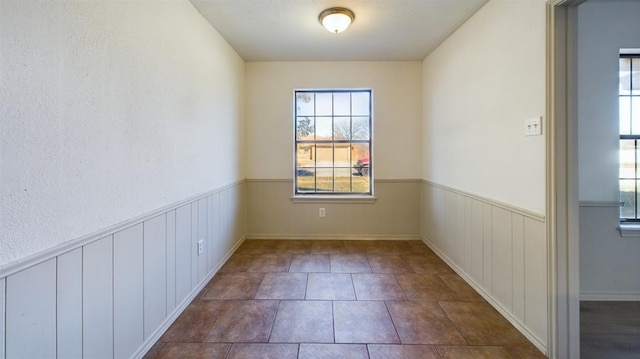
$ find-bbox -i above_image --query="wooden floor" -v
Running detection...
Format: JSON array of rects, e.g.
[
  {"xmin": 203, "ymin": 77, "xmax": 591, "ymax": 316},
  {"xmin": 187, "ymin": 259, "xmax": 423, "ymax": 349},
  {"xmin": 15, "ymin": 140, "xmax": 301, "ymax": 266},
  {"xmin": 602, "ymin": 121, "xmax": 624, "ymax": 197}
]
[
  {"xmin": 581, "ymin": 301, "xmax": 640, "ymax": 359},
  {"xmin": 143, "ymin": 240, "xmax": 546, "ymax": 358}
]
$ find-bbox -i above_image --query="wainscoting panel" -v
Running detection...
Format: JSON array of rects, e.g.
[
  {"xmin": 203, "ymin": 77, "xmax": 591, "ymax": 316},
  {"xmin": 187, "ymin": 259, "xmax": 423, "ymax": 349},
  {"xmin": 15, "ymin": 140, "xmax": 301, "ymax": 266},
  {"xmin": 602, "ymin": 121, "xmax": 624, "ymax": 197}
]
[
  {"xmin": 57, "ymin": 248, "xmax": 83, "ymax": 358},
  {"xmin": 421, "ymin": 181, "xmax": 547, "ymax": 352},
  {"xmin": 166, "ymin": 210, "xmax": 177, "ymax": 314},
  {"xmin": 114, "ymin": 224, "xmax": 144, "ymax": 359},
  {"xmin": 470, "ymin": 200, "xmax": 484, "ymax": 285},
  {"xmin": 83, "ymin": 235, "xmax": 114, "ymax": 359},
  {"xmin": 6, "ymin": 259, "xmax": 56, "ymax": 358},
  {"xmin": 512, "ymin": 213, "xmax": 526, "ymax": 321},
  {"xmin": 0, "ymin": 181, "xmax": 246, "ymax": 359},
  {"xmin": 190, "ymin": 202, "xmax": 199, "ymax": 293},
  {"xmin": 247, "ymin": 179, "xmax": 421, "ymax": 239},
  {"xmin": 0, "ymin": 277, "xmax": 4, "ymax": 359},
  {"xmin": 175, "ymin": 204, "xmax": 192, "ymax": 306},
  {"xmin": 143, "ymin": 214, "xmax": 168, "ymax": 340},
  {"xmin": 524, "ymin": 217, "xmax": 547, "ymax": 340},
  {"xmin": 580, "ymin": 205, "xmax": 640, "ymax": 300},
  {"xmin": 492, "ymin": 206, "xmax": 513, "ymax": 313},
  {"xmin": 198, "ymin": 198, "xmax": 208, "ymax": 282}
]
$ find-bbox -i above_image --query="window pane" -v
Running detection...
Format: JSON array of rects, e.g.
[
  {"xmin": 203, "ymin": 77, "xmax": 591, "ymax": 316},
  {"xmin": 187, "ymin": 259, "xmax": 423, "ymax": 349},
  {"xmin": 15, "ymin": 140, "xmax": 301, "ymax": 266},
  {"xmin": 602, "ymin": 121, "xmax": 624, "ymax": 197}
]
[
  {"xmin": 352, "ymin": 92, "xmax": 370, "ymax": 116},
  {"xmin": 620, "ymin": 179, "xmax": 636, "ymax": 219},
  {"xmin": 334, "ymin": 93, "xmax": 351, "ymax": 115},
  {"xmin": 633, "ymin": 58, "xmax": 640, "ymax": 95},
  {"xmin": 297, "ymin": 144, "xmax": 315, "ymax": 168},
  {"xmin": 316, "ymin": 117, "xmax": 333, "ymax": 139},
  {"xmin": 352, "ymin": 143, "xmax": 370, "ymax": 177},
  {"xmin": 334, "ymin": 168, "xmax": 352, "ymax": 192},
  {"xmin": 316, "ymin": 144, "xmax": 333, "ymax": 167},
  {"xmin": 316, "ymin": 168, "xmax": 333, "ymax": 191},
  {"xmin": 620, "ymin": 139, "xmax": 635, "ymax": 178},
  {"xmin": 620, "ymin": 58, "xmax": 631, "ymax": 95},
  {"xmin": 354, "ymin": 175, "xmax": 370, "ymax": 193},
  {"xmin": 296, "ymin": 117, "xmax": 315, "ymax": 140},
  {"xmin": 352, "ymin": 117, "xmax": 370, "ymax": 140},
  {"xmin": 316, "ymin": 93, "xmax": 332, "ymax": 116},
  {"xmin": 334, "ymin": 117, "xmax": 350, "ymax": 140},
  {"xmin": 334, "ymin": 143, "xmax": 351, "ymax": 168},
  {"xmin": 296, "ymin": 92, "xmax": 314, "ymax": 116},
  {"xmin": 297, "ymin": 168, "xmax": 316, "ymax": 192},
  {"xmin": 620, "ymin": 97, "xmax": 631, "ymax": 135},
  {"xmin": 632, "ymin": 97, "xmax": 640, "ymax": 135}
]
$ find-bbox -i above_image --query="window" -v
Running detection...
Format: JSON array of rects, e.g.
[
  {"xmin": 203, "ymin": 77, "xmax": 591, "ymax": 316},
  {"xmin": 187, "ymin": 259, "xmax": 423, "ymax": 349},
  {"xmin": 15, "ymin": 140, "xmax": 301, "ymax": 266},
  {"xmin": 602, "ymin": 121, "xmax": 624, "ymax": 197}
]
[
  {"xmin": 294, "ymin": 90, "xmax": 372, "ymax": 195},
  {"xmin": 619, "ymin": 55, "xmax": 640, "ymax": 220}
]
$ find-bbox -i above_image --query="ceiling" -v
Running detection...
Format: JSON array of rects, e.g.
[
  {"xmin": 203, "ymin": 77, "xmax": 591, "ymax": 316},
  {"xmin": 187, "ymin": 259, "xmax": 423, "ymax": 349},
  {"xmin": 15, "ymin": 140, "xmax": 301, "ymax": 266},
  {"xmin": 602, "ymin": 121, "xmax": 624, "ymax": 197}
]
[{"xmin": 189, "ymin": 0, "xmax": 489, "ymax": 62}]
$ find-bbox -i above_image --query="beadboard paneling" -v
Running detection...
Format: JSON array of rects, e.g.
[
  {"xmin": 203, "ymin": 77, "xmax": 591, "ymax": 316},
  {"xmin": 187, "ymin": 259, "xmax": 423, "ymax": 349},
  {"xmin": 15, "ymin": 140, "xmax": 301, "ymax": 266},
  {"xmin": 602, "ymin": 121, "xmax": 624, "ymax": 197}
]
[
  {"xmin": 247, "ymin": 179, "xmax": 420, "ymax": 239},
  {"xmin": 0, "ymin": 182, "xmax": 246, "ymax": 359},
  {"xmin": 114, "ymin": 224, "xmax": 144, "ymax": 359},
  {"xmin": 6, "ymin": 259, "xmax": 57, "ymax": 359},
  {"xmin": 166, "ymin": 210, "xmax": 177, "ymax": 314},
  {"xmin": 144, "ymin": 214, "xmax": 167, "ymax": 340},
  {"xmin": 83, "ymin": 235, "xmax": 114, "ymax": 359},
  {"xmin": 198, "ymin": 198, "xmax": 208, "ymax": 282},
  {"xmin": 57, "ymin": 248, "xmax": 83, "ymax": 358},
  {"xmin": 0, "ymin": 277, "xmax": 5, "ymax": 359},
  {"xmin": 175, "ymin": 204, "xmax": 192, "ymax": 305},
  {"xmin": 421, "ymin": 181, "xmax": 547, "ymax": 352}
]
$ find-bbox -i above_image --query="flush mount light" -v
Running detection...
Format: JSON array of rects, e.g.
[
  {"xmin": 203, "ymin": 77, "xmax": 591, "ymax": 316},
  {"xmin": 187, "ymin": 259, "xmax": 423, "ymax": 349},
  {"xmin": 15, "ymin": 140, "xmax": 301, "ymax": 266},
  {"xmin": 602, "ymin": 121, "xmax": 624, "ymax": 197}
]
[{"xmin": 319, "ymin": 7, "xmax": 355, "ymax": 34}]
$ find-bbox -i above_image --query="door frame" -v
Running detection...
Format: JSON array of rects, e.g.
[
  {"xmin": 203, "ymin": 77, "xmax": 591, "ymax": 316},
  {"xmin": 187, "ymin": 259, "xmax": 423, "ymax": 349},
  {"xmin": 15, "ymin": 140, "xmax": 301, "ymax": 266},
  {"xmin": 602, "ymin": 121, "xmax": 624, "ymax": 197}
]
[{"xmin": 546, "ymin": 1, "xmax": 583, "ymax": 358}]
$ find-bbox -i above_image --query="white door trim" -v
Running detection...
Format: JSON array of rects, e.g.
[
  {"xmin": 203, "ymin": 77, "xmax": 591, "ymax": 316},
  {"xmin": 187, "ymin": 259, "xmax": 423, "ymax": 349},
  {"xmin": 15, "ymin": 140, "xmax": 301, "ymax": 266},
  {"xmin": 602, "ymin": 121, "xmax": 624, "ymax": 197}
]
[{"xmin": 546, "ymin": 1, "xmax": 583, "ymax": 358}]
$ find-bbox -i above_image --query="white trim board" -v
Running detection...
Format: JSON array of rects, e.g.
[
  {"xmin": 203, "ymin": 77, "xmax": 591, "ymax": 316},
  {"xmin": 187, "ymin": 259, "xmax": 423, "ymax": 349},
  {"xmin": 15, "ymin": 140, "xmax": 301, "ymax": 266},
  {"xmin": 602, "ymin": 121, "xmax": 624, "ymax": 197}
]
[
  {"xmin": 580, "ymin": 293, "xmax": 640, "ymax": 301},
  {"xmin": 0, "ymin": 180, "xmax": 245, "ymax": 278},
  {"xmin": 245, "ymin": 234, "xmax": 422, "ymax": 241}
]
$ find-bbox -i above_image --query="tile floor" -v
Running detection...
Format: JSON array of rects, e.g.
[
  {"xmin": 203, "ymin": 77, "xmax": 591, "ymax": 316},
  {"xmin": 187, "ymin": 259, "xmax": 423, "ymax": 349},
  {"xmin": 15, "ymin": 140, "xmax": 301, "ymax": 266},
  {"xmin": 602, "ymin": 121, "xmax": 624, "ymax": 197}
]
[
  {"xmin": 580, "ymin": 301, "xmax": 640, "ymax": 359},
  {"xmin": 144, "ymin": 240, "xmax": 546, "ymax": 359}
]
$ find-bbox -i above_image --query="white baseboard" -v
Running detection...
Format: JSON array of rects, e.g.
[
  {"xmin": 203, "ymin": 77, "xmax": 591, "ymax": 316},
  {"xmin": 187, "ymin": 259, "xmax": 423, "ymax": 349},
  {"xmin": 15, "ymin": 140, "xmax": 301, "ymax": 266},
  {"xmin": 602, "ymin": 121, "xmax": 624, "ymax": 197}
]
[
  {"xmin": 245, "ymin": 234, "xmax": 422, "ymax": 241},
  {"xmin": 580, "ymin": 292, "xmax": 640, "ymax": 301}
]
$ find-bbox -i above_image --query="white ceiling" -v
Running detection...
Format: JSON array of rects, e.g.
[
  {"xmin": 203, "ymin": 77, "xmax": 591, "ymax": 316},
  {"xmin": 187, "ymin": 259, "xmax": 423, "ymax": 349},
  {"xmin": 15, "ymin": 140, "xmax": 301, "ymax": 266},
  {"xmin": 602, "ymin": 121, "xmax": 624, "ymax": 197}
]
[{"xmin": 189, "ymin": 0, "xmax": 489, "ymax": 62}]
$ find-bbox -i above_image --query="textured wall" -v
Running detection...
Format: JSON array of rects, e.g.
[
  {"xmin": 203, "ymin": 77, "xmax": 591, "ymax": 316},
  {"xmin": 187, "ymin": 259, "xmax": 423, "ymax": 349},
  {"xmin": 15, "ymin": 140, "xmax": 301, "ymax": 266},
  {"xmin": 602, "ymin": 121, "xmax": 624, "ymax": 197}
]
[
  {"xmin": 0, "ymin": 0, "xmax": 245, "ymax": 266},
  {"xmin": 245, "ymin": 61, "xmax": 423, "ymax": 180},
  {"xmin": 422, "ymin": 0, "xmax": 546, "ymax": 214}
]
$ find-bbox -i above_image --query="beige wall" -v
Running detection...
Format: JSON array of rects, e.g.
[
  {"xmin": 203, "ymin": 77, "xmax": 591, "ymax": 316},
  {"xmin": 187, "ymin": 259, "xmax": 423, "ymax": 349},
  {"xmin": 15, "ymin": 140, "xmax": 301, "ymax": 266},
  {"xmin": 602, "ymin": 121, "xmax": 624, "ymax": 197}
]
[
  {"xmin": 245, "ymin": 61, "xmax": 422, "ymax": 180},
  {"xmin": 247, "ymin": 180, "xmax": 420, "ymax": 238},
  {"xmin": 422, "ymin": 0, "xmax": 546, "ymax": 214}
]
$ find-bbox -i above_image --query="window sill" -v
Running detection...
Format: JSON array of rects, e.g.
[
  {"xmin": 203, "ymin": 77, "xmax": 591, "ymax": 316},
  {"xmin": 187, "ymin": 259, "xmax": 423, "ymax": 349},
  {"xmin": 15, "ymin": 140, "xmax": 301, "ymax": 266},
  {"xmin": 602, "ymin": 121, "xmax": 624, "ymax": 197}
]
[
  {"xmin": 619, "ymin": 223, "xmax": 640, "ymax": 237},
  {"xmin": 291, "ymin": 195, "xmax": 376, "ymax": 204}
]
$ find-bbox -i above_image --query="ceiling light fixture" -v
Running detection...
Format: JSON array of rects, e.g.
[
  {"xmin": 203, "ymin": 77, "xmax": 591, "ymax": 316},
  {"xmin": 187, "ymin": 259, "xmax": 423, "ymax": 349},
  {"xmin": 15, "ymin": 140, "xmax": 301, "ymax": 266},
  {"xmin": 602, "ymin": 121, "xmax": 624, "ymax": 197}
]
[{"xmin": 319, "ymin": 7, "xmax": 355, "ymax": 34}]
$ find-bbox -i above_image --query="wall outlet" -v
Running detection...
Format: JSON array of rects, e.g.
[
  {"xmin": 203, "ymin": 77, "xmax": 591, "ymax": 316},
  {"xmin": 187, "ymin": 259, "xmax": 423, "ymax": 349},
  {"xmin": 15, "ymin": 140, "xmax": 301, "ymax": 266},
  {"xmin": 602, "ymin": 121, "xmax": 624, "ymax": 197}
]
[
  {"xmin": 197, "ymin": 239, "xmax": 204, "ymax": 256},
  {"xmin": 524, "ymin": 117, "xmax": 542, "ymax": 136},
  {"xmin": 319, "ymin": 208, "xmax": 326, "ymax": 217}
]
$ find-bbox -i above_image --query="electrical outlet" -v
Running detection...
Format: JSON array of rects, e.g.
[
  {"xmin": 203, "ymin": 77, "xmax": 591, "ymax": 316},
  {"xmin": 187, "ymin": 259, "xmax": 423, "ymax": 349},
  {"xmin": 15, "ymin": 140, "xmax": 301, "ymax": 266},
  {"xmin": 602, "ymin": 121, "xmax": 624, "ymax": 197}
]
[
  {"xmin": 524, "ymin": 117, "xmax": 542, "ymax": 136},
  {"xmin": 319, "ymin": 208, "xmax": 326, "ymax": 217},
  {"xmin": 197, "ymin": 239, "xmax": 204, "ymax": 256}
]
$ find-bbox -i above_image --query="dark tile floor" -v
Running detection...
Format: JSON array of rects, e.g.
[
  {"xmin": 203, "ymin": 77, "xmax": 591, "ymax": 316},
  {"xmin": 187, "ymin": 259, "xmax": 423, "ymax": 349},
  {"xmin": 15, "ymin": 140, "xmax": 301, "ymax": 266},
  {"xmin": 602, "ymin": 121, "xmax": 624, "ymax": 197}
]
[
  {"xmin": 581, "ymin": 301, "xmax": 640, "ymax": 359},
  {"xmin": 144, "ymin": 240, "xmax": 546, "ymax": 359}
]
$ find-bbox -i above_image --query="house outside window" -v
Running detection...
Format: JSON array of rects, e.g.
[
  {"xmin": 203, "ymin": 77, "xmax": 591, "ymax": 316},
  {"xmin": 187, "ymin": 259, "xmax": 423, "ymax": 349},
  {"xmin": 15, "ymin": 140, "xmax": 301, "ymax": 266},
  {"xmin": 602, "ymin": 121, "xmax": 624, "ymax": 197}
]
[
  {"xmin": 294, "ymin": 89, "xmax": 372, "ymax": 195},
  {"xmin": 619, "ymin": 55, "xmax": 640, "ymax": 220}
]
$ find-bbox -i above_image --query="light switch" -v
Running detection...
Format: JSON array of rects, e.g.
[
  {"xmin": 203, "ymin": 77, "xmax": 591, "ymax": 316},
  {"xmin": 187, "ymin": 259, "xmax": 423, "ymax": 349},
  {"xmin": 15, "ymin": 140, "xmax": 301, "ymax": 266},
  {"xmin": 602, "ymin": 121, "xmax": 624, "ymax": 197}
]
[{"xmin": 524, "ymin": 117, "xmax": 542, "ymax": 136}]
